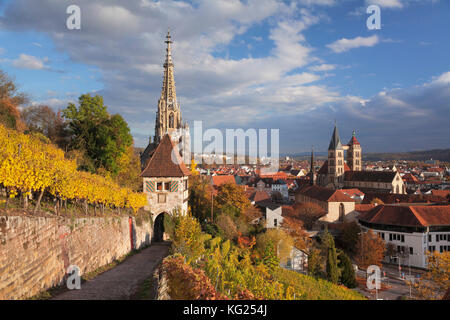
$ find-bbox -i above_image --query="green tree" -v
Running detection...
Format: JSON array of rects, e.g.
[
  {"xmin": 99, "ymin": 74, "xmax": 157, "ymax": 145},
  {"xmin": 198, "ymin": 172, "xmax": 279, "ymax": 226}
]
[
  {"xmin": 338, "ymin": 251, "xmax": 357, "ymax": 288},
  {"xmin": 326, "ymin": 236, "xmax": 339, "ymax": 284},
  {"xmin": 339, "ymin": 222, "xmax": 361, "ymax": 256},
  {"xmin": 62, "ymin": 94, "xmax": 133, "ymax": 176}
]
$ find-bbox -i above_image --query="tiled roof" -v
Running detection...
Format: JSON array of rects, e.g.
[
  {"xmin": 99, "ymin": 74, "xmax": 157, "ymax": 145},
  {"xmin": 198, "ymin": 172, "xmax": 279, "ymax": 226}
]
[
  {"xmin": 296, "ymin": 185, "xmax": 355, "ymax": 203},
  {"xmin": 140, "ymin": 134, "xmax": 191, "ymax": 178},
  {"xmin": 248, "ymin": 190, "xmax": 271, "ymax": 203},
  {"xmin": 431, "ymin": 190, "xmax": 450, "ymax": 198},
  {"xmin": 344, "ymin": 170, "xmax": 397, "ymax": 183},
  {"xmin": 212, "ymin": 175, "xmax": 236, "ymax": 186},
  {"xmin": 362, "ymin": 192, "xmax": 446, "ymax": 204},
  {"xmin": 341, "ymin": 188, "xmax": 365, "ymax": 198},
  {"xmin": 359, "ymin": 205, "xmax": 450, "ymax": 227},
  {"xmin": 355, "ymin": 203, "xmax": 376, "ymax": 213}
]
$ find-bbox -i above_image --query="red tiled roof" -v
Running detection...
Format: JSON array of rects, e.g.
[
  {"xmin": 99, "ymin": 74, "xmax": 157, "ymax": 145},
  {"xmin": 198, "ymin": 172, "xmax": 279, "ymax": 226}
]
[
  {"xmin": 359, "ymin": 205, "xmax": 450, "ymax": 227},
  {"xmin": 248, "ymin": 190, "xmax": 271, "ymax": 203},
  {"xmin": 355, "ymin": 203, "xmax": 376, "ymax": 213},
  {"xmin": 212, "ymin": 175, "xmax": 236, "ymax": 187},
  {"xmin": 297, "ymin": 185, "xmax": 355, "ymax": 203},
  {"xmin": 140, "ymin": 134, "xmax": 190, "ymax": 178},
  {"xmin": 341, "ymin": 188, "xmax": 365, "ymax": 198},
  {"xmin": 431, "ymin": 190, "xmax": 450, "ymax": 198},
  {"xmin": 362, "ymin": 192, "xmax": 446, "ymax": 204}
]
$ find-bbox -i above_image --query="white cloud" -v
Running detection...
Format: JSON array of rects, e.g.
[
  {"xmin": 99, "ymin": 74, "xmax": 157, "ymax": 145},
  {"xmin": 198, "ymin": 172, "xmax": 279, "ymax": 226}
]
[
  {"xmin": 432, "ymin": 71, "xmax": 450, "ymax": 84},
  {"xmin": 327, "ymin": 35, "xmax": 379, "ymax": 53},
  {"xmin": 366, "ymin": 0, "xmax": 404, "ymax": 8},
  {"xmin": 309, "ymin": 64, "xmax": 336, "ymax": 72},
  {"xmin": 12, "ymin": 54, "xmax": 46, "ymax": 70}
]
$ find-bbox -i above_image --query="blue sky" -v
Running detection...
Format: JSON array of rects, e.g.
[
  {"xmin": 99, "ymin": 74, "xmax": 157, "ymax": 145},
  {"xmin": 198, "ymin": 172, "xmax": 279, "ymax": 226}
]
[{"xmin": 0, "ymin": 0, "xmax": 449, "ymax": 154}]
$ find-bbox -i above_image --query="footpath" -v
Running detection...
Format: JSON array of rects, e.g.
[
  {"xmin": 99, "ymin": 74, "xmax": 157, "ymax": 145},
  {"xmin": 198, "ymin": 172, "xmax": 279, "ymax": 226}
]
[{"xmin": 52, "ymin": 242, "xmax": 170, "ymax": 300}]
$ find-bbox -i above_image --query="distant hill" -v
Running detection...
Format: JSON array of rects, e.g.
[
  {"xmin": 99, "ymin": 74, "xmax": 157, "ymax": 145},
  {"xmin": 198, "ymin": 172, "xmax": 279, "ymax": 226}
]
[
  {"xmin": 363, "ymin": 149, "xmax": 450, "ymax": 162},
  {"xmin": 287, "ymin": 149, "xmax": 450, "ymax": 162}
]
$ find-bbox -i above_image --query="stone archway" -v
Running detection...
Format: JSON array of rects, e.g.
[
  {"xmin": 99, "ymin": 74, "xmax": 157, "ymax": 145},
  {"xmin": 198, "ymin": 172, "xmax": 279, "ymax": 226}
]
[{"xmin": 153, "ymin": 212, "xmax": 169, "ymax": 242}]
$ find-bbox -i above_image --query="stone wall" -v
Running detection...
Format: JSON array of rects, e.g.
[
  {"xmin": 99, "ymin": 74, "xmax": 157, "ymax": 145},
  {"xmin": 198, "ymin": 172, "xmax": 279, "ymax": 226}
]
[{"xmin": 0, "ymin": 214, "xmax": 153, "ymax": 300}]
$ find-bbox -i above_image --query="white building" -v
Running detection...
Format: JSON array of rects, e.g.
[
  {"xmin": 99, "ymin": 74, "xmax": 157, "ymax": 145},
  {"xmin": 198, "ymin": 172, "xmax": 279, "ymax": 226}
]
[
  {"xmin": 358, "ymin": 205, "xmax": 450, "ymax": 268},
  {"xmin": 272, "ymin": 179, "xmax": 289, "ymax": 201},
  {"xmin": 256, "ymin": 202, "xmax": 283, "ymax": 229}
]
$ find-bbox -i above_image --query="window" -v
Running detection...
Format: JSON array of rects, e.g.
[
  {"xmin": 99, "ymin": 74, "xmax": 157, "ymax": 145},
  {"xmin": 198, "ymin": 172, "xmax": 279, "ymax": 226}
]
[
  {"xmin": 381, "ymin": 233, "xmax": 385, "ymax": 240},
  {"xmin": 158, "ymin": 193, "xmax": 166, "ymax": 203},
  {"xmin": 164, "ymin": 182, "xmax": 170, "ymax": 191},
  {"xmin": 339, "ymin": 203, "xmax": 345, "ymax": 222},
  {"xmin": 274, "ymin": 219, "xmax": 278, "ymax": 227},
  {"xmin": 428, "ymin": 246, "xmax": 436, "ymax": 252},
  {"xmin": 401, "ymin": 235, "xmax": 405, "ymax": 243},
  {"xmin": 184, "ymin": 180, "xmax": 188, "ymax": 190},
  {"xmin": 389, "ymin": 233, "xmax": 393, "ymax": 241},
  {"xmin": 409, "ymin": 247, "xmax": 413, "ymax": 255},
  {"xmin": 436, "ymin": 234, "xmax": 440, "ymax": 242},
  {"xmin": 428, "ymin": 234, "xmax": 432, "ymax": 242},
  {"xmin": 157, "ymin": 182, "xmax": 163, "ymax": 191}
]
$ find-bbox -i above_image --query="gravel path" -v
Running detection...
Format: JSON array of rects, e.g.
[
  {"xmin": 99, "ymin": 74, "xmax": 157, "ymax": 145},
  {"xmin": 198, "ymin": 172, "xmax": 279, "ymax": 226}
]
[{"xmin": 52, "ymin": 242, "xmax": 170, "ymax": 300}]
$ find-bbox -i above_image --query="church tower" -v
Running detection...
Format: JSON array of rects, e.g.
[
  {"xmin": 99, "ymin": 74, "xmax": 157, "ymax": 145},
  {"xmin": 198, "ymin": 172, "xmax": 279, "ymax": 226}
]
[
  {"xmin": 347, "ymin": 130, "xmax": 362, "ymax": 171},
  {"xmin": 141, "ymin": 30, "xmax": 190, "ymax": 168},
  {"xmin": 154, "ymin": 29, "xmax": 184, "ymax": 144},
  {"xmin": 328, "ymin": 124, "xmax": 345, "ymax": 186}
]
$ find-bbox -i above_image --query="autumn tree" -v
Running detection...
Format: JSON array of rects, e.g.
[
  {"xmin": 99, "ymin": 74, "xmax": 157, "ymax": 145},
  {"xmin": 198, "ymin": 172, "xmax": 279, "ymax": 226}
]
[
  {"xmin": 292, "ymin": 202, "xmax": 326, "ymax": 230},
  {"xmin": 216, "ymin": 214, "xmax": 239, "ymax": 241},
  {"xmin": 216, "ymin": 183, "xmax": 251, "ymax": 216},
  {"xmin": 21, "ymin": 105, "xmax": 69, "ymax": 149},
  {"xmin": 114, "ymin": 145, "xmax": 142, "ymax": 191},
  {"xmin": 171, "ymin": 214, "xmax": 211, "ymax": 264},
  {"xmin": 256, "ymin": 228, "xmax": 293, "ymax": 265},
  {"xmin": 281, "ymin": 216, "xmax": 309, "ymax": 250},
  {"xmin": 355, "ymin": 230, "xmax": 385, "ymax": 269},
  {"xmin": 188, "ymin": 175, "xmax": 212, "ymax": 222},
  {"xmin": 413, "ymin": 251, "xmax": 450, "ymax": 300},
  {"xmin": 0, "ymin": 69, "xmax": 27, "ymax": 131}
]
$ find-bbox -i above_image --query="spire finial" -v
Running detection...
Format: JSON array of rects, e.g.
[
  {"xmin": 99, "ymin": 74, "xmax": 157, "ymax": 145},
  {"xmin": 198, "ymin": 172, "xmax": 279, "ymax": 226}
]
[{"xmin": 352, "ymin": 129, "xmax": 356, "ymax": 137}]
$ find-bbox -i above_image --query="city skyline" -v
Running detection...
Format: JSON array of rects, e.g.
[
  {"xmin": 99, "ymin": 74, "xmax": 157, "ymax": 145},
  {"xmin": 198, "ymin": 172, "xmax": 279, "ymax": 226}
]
[{"xmin": 0, "ymin": 0, "xmax": 449, "ymax": 153}]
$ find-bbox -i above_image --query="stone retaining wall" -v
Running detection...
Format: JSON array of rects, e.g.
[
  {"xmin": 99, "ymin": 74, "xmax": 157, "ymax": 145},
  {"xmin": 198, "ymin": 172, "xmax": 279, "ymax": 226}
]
[{"xmin": 0, "ymin": 215, "xmax": 153, "ymax": 299}]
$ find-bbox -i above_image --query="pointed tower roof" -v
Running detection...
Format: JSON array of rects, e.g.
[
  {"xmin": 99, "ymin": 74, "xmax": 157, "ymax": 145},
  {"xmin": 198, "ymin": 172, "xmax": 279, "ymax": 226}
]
[
  {"xmin": 328, "ymin": 124, "xmax": 343, "ymax": 150},
  {"xmin": 140, "ymin": 134, "xmax": 190, "ymax": 177},
  {"xmin": 161, "ymin": 28, "xmax": 177, "ymax": 105},
  {"xmin": 310, "ymin": 146, "xmax": 315, "ymax": 174},
  {"xmin": 348, "ymin": 130, "xmax": 360, "ymax": 145}
]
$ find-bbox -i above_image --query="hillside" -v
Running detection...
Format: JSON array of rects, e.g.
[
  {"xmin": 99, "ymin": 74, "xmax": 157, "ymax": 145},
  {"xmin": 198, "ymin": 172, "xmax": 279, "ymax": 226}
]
[{"xmin": 363, "ymin": 149, "xmax": 450, "ymax": 162}]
